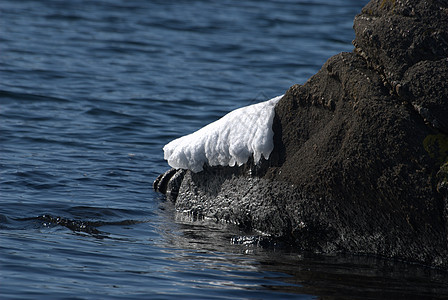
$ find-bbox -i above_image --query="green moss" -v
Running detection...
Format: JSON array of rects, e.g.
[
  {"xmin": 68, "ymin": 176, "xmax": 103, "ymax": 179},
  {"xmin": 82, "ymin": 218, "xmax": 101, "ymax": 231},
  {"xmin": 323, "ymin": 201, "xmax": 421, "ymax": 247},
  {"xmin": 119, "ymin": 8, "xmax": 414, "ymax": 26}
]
[
  {"xmin": 423, "ymin": 133, "xmax": 448, "ymax": 166},
  {"xmin": 380, "ymin": 0, "xmax": 396, "ymax": 10},
  {"xmin": 438, "ymin": 162, "xmax": 448, "ymax": 178}
]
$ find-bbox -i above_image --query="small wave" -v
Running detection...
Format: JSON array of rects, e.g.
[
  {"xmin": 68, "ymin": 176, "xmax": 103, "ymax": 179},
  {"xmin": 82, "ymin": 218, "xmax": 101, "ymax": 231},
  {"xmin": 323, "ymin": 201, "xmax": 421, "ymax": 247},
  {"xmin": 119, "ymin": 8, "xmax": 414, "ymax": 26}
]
[
  {"xmin": 104, "ymin": 120, "xmax": 148, "ymax": 133},
  {"xmin": 0, "ymin": 90, "xmax": 69, "ymax": 103},
  {"xmin": 6, "ymin": 135, "xmax": 88, "ymax": 150},
  {"xmin": 84, "ymin": 107, "xmax": 131, "ymax": 118},
  {"xmin": 0, "ymin": 214, "xmax": 10, "ymax": 229},
  {"xmin": 13, "ymin": 214, "xmax": 146, "ymax": 237},
  {"xmin": 6, "ymin": 170, "xmax": 65, "ymax": 191},
  {"xmin": 66, "ymin": 205, "xmax": 152, "ymax": 219}
]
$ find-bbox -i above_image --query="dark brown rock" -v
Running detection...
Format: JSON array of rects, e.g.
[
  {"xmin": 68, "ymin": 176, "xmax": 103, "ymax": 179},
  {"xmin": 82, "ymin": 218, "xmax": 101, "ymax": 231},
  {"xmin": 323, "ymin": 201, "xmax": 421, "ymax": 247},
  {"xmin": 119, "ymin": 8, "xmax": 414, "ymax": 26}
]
[
  {"xmin": 353, "ymin": 0, "xmax": 448, "ymax": 133},
  {"xmin": 155, "ymin": 0, "xmax": 448, "ymax": 268}
]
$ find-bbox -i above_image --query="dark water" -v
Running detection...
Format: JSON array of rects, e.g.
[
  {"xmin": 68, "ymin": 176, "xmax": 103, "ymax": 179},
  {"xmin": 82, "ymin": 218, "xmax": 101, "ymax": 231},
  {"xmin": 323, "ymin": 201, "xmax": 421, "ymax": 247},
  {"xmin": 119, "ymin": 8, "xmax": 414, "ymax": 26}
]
[{"xmin": 1, "ymin": 0, "xmax": 448, "ymax": 299}]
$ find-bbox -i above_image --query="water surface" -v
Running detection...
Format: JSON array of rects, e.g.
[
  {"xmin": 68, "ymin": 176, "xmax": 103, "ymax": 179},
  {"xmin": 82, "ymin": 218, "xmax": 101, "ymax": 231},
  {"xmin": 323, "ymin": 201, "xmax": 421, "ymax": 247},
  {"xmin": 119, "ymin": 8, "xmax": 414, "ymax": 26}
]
[{"xmin": 1, "ymin": 0, "xmax": 448, "ymax": 299}]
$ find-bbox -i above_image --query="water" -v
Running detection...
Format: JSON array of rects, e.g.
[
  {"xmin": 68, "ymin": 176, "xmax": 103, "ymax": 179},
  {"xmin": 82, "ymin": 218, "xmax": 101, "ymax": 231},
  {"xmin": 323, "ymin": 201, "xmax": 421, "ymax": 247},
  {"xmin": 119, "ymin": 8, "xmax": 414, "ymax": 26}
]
[{"xmin": 1, "ymin": 0, "xmax": 448, "ymax": 299}]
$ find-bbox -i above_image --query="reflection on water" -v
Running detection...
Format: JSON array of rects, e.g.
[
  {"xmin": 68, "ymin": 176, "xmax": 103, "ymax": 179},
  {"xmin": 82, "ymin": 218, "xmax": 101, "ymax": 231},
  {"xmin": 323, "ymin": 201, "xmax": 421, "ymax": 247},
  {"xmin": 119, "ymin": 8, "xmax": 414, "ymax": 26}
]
[
  {"xmin": 1, "ymin": 199, "xmax": 447, "ymax": 299},
  {"xmin": 160, "ymin": 204, "xmax": 448, "ymax": 299}
]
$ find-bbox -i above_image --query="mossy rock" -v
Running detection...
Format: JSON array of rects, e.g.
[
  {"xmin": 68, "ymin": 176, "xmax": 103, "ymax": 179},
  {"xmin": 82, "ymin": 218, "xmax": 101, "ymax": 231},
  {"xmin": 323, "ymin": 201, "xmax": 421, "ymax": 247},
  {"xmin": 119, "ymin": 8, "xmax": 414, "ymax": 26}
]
[
  {"xmin": 423, "ymin": 133, "xmax": 448, "ymax": 166},
  {"xmin": 380, "ymin": 0, "xmax": 396, "ymax": 10}
]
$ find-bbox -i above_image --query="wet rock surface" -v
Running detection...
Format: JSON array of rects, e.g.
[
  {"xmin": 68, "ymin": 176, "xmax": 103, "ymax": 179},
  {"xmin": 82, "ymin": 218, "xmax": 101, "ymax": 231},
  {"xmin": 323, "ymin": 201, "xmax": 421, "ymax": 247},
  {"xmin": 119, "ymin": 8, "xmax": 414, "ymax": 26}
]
[{"xmin": 155, "ymin": 0, "xmax": 448, "ymax": 268}]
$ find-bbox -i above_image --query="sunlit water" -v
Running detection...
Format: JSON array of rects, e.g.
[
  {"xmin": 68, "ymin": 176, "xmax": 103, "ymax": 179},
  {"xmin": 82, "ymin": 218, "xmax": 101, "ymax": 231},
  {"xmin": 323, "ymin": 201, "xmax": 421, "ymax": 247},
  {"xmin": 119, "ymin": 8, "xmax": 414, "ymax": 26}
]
[{"xmin": 1, "ymin": 0, "xmax": 448, "ymax": 299}]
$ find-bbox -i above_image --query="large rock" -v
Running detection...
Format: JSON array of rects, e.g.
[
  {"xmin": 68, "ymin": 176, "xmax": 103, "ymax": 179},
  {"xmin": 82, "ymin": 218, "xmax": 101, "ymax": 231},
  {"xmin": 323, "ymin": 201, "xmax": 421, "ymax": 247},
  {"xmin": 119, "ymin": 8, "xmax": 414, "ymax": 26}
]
[{"xmin": 154, "ymin": 0, "xmax": 448, "ymax": 268}]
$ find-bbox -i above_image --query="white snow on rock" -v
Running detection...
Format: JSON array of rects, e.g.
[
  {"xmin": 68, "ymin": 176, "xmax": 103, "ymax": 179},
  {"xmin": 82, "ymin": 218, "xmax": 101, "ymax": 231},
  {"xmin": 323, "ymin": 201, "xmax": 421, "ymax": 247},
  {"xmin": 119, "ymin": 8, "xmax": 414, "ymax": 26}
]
[{"xmin": 163, "ymin": 95, "xmax": 283, "ymax": 173}]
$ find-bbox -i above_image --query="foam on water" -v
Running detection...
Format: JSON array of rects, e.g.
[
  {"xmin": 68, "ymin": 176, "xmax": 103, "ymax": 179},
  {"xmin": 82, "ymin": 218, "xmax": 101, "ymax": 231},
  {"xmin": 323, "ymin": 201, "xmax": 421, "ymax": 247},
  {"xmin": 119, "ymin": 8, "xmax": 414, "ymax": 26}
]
[{"xmin": 163, "ymin": 95, "xmax": 283, "ymax": 172}]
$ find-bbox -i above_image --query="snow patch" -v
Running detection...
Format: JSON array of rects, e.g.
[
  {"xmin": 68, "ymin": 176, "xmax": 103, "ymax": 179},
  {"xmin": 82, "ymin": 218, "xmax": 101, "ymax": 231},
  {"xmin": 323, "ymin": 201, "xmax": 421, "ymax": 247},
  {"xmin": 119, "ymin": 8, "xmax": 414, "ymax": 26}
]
[{"xmin": 163, "ymin": 95, "xmax": 283, "ymax": 173}]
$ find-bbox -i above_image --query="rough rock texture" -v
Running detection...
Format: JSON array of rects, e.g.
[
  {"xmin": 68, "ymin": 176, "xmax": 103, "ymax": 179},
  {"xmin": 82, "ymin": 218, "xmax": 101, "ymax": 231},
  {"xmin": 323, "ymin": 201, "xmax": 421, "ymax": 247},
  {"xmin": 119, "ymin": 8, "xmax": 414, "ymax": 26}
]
[
  {"xmin": 353, "ymin": 0, "xmax": 448, "ymax": 133},
  {"xmin": 154, "ymin": 0, "xmax": 448, "ymax": 268}
]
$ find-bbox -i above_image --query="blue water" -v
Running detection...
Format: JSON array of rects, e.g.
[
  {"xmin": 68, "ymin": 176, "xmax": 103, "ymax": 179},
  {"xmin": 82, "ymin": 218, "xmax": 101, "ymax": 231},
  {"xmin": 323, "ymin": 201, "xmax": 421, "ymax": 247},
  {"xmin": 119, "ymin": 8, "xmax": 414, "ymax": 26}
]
[{"xmin": 2, "ymin": 0, "xmax": 448, "ymax": 299}]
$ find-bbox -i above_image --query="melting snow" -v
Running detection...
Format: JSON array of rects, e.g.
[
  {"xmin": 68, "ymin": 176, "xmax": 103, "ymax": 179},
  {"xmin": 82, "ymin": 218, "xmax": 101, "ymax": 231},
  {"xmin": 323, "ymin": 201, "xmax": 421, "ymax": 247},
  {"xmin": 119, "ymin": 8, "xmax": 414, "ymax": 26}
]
[{"xmin": 163, "ymin": 95, "xmax": 283, "ymax": 173}]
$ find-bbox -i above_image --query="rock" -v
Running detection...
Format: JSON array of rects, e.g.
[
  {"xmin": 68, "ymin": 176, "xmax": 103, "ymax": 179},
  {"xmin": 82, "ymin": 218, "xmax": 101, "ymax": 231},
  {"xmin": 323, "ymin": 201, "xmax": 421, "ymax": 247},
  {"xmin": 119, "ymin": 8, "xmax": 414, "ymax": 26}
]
[
  {"xmin": 155, "ymin": 0, "xmax": 448, "ymax": 269},
  {"xmin": 401, "ymin": 60, "xmax": 448, "ymax": 133},
  {"xmin": 353, "ymin": 0, "xmax": 448, "ymax": 133}
]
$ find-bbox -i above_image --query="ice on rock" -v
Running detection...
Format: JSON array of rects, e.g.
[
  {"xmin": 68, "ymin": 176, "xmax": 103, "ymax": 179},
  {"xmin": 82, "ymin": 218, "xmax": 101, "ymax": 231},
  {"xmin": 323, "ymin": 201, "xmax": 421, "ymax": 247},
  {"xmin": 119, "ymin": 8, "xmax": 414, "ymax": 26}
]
[{"xmin": 163, "ymin": 95, "xmax": 283, "ymax": 173}]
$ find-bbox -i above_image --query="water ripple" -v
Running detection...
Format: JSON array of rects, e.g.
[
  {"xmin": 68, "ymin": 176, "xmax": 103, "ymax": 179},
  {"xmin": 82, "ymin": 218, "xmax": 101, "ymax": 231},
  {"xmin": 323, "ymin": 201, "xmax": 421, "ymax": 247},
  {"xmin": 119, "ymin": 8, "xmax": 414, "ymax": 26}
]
[{"xmin": 5, "ymin": 0, "xmax": 443, "ymax": 299}]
